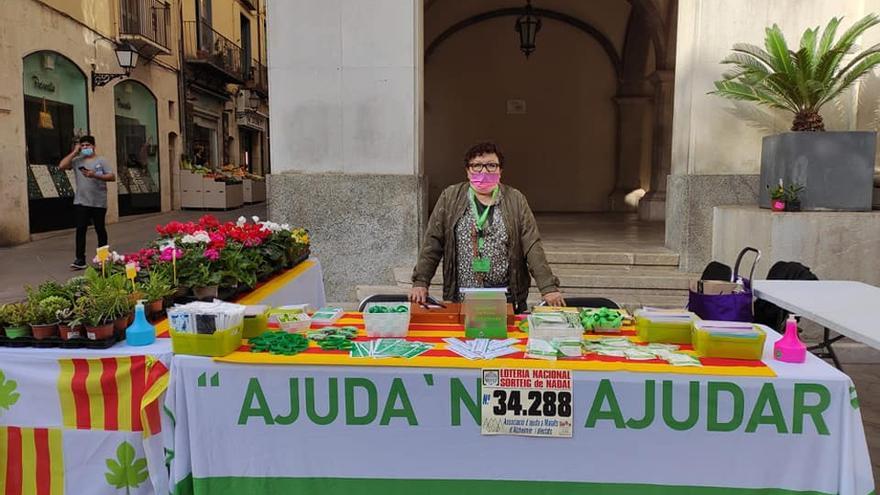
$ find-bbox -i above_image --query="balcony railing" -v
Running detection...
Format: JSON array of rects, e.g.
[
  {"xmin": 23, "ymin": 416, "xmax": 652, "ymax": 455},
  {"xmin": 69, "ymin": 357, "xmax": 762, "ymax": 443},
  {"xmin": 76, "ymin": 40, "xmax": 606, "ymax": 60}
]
[
  {"xmin": 119, "ymin": 0, "xmax": 169, "ymax": 50},
  {"xmin": 183, "ymin": 21, "xmax": 246, "ymax": 83},
  {"xmin": 245, "ymin": 60, "xmax": 268, "ymax": 95}
]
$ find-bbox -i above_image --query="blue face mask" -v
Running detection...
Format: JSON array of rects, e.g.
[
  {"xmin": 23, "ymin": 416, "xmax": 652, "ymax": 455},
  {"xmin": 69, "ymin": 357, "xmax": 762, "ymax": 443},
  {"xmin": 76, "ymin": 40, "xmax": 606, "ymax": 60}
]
[{"xmin": 80, "ymin": 147, "xmax": 94, "ymax": 157}]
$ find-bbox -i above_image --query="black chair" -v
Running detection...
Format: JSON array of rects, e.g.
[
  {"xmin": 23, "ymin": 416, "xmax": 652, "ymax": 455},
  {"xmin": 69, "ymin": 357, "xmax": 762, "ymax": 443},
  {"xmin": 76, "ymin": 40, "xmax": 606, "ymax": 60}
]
[
  {"xmin": 357, "ymin": 294, "xmax": 409, "ymax": 312},
  {"xmin": 753, "ymin": 261, "xmax": 842, "ymax": 370},
  {"xmin": 536, "ymin": 297, "xmax": 619, "ymax": 309}
]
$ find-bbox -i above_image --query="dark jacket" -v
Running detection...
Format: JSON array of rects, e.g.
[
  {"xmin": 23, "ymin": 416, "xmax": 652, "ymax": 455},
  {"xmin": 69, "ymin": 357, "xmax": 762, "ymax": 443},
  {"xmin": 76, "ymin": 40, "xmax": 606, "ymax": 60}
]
[{"xmin": 411, "ymin": 182, "xmax": 559, "ymax": 309}]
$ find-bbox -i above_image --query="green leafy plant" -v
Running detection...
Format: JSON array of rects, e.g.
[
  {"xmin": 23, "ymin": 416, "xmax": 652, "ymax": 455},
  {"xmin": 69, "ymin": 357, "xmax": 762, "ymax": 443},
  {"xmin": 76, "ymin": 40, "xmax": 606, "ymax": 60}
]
[
  {"xmin": 0, "ymin": 303, "xmax": 29, "ymax": 328},
  {"xmin": 104, "ymin": 441, "xmax": 149, "ymax": 495},
  {"xmin": 139, "ymin": 269, "xmax": 175, "ymax": 303},
  {"xmin": 711, "ymin": 14, "xmax": 880, "ymax": 131},
  {"xmin": 784, "ymin": 183, "xmax": 806, "ymax": 202},
  {"xmin": 768, "ymin": 182, "xmax": 786, "ymax": 200},
  {"xmin": 83, "ymin": 268, "xmax": 134, "ymax": 322},
  {"xmin": 27, "ymin": 296, "xmax": 70, "ymax": 325},
  {"xmin": 0, "ymin": 369, "xmax": 20, "ymax": 414}
]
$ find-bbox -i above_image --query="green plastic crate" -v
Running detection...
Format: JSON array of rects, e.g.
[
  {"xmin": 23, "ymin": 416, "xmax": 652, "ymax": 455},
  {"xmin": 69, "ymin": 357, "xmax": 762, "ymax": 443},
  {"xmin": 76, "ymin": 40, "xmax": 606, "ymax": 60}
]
[{"xmin": 171, "ymin": 323, "xmax": 243, "ymax": 357}]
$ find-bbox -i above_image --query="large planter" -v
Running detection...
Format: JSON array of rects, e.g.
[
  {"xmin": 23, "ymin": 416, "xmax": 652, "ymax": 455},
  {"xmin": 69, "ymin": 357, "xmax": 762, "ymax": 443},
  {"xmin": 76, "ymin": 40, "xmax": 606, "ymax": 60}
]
[{"xmin": 760, "ymin": 132, "xmax": 876, "ymax": 211}]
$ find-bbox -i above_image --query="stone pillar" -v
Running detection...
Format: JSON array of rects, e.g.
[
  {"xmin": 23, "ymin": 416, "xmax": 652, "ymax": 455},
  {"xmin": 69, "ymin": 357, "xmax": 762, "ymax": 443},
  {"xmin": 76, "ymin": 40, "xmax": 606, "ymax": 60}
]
[
  {"xmin": 609, "ymin": 94, "xmax": 652, "ymax": 211},
  {"xmin": 639, "ymin": 69, "xmax": 674, "ymax": 221},
  {"xmin": 266, "ymin": 0, "xmax": 423, "ymax": 302}
]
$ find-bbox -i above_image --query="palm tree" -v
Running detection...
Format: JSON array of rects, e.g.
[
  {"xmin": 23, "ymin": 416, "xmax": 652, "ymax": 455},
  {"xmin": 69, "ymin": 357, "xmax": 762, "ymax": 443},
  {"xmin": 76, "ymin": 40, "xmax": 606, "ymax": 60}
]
[{"xmin": 711, "ymin": 14, "xmax": 880, "ymax": 132}]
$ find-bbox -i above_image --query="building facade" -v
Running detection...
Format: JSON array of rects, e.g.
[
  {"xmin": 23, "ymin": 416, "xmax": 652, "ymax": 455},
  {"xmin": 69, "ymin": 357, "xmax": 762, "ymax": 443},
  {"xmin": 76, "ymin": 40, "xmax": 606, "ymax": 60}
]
[
  {"xmin": 267, "ymin": 0, "xmax": 880, "ymax": 302},
  {"xmin": 0, "ymin": 0, "xmax": 269, "ymax": 246}
]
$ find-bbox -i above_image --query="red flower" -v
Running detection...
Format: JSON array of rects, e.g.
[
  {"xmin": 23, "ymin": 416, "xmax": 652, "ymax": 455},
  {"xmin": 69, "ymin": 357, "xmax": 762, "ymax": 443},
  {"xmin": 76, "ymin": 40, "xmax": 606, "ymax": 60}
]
[{"xmin": 198, "ymin": 214, "xmax": 221, "ymax": 230}]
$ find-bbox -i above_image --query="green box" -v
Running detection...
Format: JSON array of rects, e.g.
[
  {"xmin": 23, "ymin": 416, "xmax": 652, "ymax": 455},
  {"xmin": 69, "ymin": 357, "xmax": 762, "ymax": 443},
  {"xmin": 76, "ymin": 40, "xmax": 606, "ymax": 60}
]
[
  {"xmin": 462, "ymin": 290, "xmax": 508, "ymax": 339},
  {"xmin": 243, "ymin": 305, "xmax": 270, "ymax": 339},
  {"xmin": 171, "ymin": 323, "xmax": 243, "ymax": 357}
]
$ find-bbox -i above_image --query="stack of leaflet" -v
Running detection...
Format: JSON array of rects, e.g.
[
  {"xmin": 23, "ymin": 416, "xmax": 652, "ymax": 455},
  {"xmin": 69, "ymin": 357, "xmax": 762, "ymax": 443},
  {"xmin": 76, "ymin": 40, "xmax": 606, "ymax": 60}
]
[
  {"xmin": 349, "ymin": 338, "xmax": 434, "ymax": 359},
  {"xmin": 692, "ymin": 320, "xmax": 766, "ymax": 360},
  {"xmin": 634, "ymin": 308, "xmax": 698, "ymax": 344},
  {"xmin": 443, "ymin": 338, "xmax": 521, "ymax": 360}
]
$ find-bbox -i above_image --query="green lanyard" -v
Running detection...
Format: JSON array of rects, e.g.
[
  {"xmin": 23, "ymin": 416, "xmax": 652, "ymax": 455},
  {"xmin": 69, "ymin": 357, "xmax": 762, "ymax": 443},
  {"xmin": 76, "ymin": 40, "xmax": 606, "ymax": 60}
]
[
  {"xmin": 469, "ymin": 187, "xmax": 497, "ymax": 251},
  {"xmin": 469, "ymin": 186, "xmax": 498, "ymax": 232}
]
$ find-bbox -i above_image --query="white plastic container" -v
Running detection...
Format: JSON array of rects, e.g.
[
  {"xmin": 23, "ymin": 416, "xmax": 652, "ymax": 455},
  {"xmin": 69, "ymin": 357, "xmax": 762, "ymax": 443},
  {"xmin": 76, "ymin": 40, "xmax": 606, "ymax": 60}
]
[
  {"xmin": 528, "ymin": 312, "xmax": 583, "ymax": 341},
  {"xmin": 277, "ymin": 313, "xmax": 312, "ymax": 334},
  {"xmin": 363, "ymin": 302, "xmax": 411, "ymax": 337}
]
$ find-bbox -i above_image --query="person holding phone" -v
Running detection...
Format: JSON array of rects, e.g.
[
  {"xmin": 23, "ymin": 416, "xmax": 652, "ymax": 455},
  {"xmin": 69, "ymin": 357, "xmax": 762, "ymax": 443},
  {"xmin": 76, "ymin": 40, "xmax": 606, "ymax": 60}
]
[{"xmin": 58, "ymin": 135, "xmax": 116, "ymax": 269}]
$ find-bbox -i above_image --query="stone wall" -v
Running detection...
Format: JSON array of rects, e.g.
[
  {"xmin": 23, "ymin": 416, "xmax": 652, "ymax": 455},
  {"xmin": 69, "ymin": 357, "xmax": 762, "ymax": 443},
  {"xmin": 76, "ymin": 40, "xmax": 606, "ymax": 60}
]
[{"xmin": 269, "ymin": 172, "xmax": 422, "ymax": 302}]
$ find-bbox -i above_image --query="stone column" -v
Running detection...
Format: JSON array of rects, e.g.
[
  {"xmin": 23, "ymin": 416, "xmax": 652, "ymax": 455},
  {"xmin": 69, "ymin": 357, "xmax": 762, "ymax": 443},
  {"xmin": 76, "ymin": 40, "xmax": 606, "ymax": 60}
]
[
  {"xmin": 266, "ymin": 0, "xmax": 423, "ymax": 302},
  {"xmin": 609, "ymin": 94, "xmax": 652, "ymax": 211},
  {"xmin": 639, "ymin": 69, "xmax": 674, "ymax": 221}
]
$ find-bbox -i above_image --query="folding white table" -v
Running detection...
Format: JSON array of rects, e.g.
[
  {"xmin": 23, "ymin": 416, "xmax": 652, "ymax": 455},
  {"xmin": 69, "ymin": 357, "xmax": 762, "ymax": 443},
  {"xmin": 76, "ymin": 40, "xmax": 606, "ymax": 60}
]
[{"xmin": 752, "ymin": 280, "xmax": 880, "ymax": 369}]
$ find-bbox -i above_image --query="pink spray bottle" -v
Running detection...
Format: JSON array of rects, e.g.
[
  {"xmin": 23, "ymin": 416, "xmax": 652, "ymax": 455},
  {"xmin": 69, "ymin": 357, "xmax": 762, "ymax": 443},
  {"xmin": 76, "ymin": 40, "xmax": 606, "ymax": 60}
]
[{"xmin": 774, "ymin": 315, "xmax": 806, "ymax": 363}]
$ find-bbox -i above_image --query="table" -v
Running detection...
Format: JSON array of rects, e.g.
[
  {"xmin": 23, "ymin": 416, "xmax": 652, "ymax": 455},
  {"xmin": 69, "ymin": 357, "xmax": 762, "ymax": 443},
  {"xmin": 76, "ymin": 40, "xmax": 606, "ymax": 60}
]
[
  {"xmin": 753, "ymin": 280, "xmax": 880, "ymax": 368},
  {"xmin": 239, "ymin": 257, "xmax": 326, "ymax": 309},
  {"xmin": 0, "ymin": 341, "xmax": 173, "ymax": 495},
  {"xmin": 165, "ymin": 325, "xmax": 875, "ymax": 495}
]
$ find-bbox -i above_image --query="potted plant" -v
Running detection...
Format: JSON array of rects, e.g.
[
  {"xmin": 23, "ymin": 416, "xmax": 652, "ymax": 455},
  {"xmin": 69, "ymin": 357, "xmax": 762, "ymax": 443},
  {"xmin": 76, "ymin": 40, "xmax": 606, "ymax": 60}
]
[
  {"xmin": 139, "ymin": 269, "xmax": 175, "ymax": 317},
  {"xmin": 1, "ymin": 303, "xmax": 31, "ymax": 339},
  {"xmin": 784, "ymin": 183, "xmax": 806, "ymax": 211},
  {"xmin": 74, "ymin": 296, "xmax": 114, "ymax": 341},
  {"xmin": 712, "ymin": 15, "xmax": 880, "ymax": 211},
  {"xmin": 56, "ymin": 306, "xmax": 83, "ymax": 340},
  {"xmin": 28, "ymin": 296, "xmax": 69, "ymax": 340},
  {"xmin": 768, "ymin": 181, "xmax": 787, "ymax": 211}
]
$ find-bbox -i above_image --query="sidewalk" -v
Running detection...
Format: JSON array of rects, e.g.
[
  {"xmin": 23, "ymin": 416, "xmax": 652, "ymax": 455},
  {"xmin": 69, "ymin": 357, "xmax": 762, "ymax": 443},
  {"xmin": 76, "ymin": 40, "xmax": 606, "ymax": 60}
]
[{"xmin": 0, "ymin": 204, "xmax": 266, "ymax": 304}]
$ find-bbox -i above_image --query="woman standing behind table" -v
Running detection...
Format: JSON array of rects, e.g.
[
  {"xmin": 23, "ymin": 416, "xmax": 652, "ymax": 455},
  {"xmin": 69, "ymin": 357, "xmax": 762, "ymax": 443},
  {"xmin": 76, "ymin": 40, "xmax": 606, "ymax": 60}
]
[{"xmin": 410, "ymin": 142, "xmax": 564, "ymax": 312}]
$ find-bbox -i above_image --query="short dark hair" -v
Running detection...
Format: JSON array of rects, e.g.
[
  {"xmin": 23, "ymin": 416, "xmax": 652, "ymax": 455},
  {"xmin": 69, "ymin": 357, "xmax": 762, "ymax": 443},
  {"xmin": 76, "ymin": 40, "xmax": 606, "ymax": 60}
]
[
  {"xmin": 464, "ymin": 142, "xmax": 504, "ymax": 168},
  {"xmin": 79, "ymin": 135, "xmax": 96, "ymax": 145}
]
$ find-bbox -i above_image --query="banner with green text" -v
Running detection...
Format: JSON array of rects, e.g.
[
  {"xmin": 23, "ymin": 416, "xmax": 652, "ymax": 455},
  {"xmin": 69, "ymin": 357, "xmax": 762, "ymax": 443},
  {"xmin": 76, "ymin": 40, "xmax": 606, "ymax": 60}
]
[{"xmin": 166, "ymin": 355, "xmax": 874, "ymax": 495}]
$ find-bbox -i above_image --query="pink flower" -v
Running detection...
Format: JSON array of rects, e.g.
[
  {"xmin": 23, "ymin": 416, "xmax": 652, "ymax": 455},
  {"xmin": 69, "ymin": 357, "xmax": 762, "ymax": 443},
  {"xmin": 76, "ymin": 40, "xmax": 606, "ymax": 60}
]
[
  {"xmin": 204, "ymin": 248, "xmax": 221, "ymax": 261},
  {"xmin": 159, "ymin": 247, "xmax": 184, "ymax": 262}
]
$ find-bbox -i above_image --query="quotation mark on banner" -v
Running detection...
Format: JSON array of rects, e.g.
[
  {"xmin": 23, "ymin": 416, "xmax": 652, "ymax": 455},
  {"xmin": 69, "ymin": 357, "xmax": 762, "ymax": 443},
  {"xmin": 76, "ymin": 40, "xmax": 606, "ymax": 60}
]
[{"xmin": 197, "ymin": 372, "xmax": 220, "ymax": 388}]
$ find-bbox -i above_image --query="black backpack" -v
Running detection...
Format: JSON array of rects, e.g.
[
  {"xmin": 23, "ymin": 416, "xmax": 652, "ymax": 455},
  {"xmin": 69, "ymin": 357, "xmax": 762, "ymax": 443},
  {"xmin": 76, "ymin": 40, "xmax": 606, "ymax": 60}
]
[{"xmin": 753, "ymin": 261, "xmax": 818, "ymax": 330}]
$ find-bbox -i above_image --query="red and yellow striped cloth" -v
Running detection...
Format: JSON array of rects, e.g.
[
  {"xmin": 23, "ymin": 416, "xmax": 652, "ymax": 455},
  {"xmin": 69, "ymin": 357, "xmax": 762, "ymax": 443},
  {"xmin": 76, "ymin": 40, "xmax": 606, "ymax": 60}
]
[
  {"xmin": 56, "ymin": 355, "xmax": 168, "ymax": 436},
  {"xmin": 0, "ymin": 427, "xmax": 63, "ymax": 495},
  {"xmin": 215, "ymin": 314, "xmax": 776, "ymax": 377}
]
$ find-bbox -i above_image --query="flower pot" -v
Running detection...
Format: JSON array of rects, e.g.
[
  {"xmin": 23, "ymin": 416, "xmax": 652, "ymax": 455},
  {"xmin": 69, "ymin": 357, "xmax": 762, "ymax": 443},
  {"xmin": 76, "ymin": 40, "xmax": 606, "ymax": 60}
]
[
  {"xmin": 5, "ymin": 325, "xmax": 31, "ymax": 339},
  {"xmin": 193, "ymin": 285, "xmax": 219, "ymax": 300},
  {"xmin": 58, "ymin": 324, "xmax": 84, "ymax": 341},
  {"xmin": 771, "ymin": 199, "xmax": 786, "ymax": 211},
  {"xmin": 31, "ymin": 323, "xmax": 59, "ymax": 340},
  {"xmin": 147, "ymin": 299, "xmax": 164, "ymax": 316},
  {"xmin": 85, "ymin": 322, "xmax": 114, "ymax": 341},
  {"xmin": 114, "ymin": 315, "xmax": 132, "ymax": 340},
  {"xmin": 785, "ymin": 200, "xmax": 802, "ymax": 212}
]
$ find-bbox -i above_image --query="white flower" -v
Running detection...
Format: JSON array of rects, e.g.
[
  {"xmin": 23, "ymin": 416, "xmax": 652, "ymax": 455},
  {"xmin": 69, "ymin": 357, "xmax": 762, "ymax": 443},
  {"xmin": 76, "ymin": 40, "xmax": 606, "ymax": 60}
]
[
  {"xmin": 252, "ymin": 215, "xmax": 261, "ymax": 223},
  {"xmin": 280, "ymin": 224, "xmax": 290, "ymax": 231},
  {"xmin": 236, "ymin": 216, "xmax": 247, "ymax": 227},
  {"xmin": 181, "ymin": 230, "xmax": 211, "ymax": 244}
]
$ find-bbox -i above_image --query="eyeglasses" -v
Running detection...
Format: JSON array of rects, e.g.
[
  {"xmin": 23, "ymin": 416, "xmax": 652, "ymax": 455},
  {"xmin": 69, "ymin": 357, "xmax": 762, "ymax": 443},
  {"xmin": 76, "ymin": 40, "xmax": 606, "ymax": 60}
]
[{"xmin": 467, "ymin": 162, "xmax": 500, "ymax": 173}]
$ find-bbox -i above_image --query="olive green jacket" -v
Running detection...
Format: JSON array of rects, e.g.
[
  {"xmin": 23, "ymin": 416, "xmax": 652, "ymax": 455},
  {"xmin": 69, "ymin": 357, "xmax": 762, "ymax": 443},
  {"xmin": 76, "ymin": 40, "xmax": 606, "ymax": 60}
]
[{"xmin": 411, "ymin": 182, "xmax": 560, "ymax": 308}]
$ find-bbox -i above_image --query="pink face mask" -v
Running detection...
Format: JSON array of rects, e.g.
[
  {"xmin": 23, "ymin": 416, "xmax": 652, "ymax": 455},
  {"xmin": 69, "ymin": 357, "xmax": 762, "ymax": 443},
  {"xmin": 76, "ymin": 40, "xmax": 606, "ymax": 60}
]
[{"xmin": 469, "ymin": 172, "xmax": 500, "ymax": 194}]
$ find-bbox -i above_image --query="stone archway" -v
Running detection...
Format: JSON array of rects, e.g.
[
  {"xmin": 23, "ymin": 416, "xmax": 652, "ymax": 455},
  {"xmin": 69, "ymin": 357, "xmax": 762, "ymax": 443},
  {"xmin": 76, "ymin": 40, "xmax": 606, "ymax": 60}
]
[{"xmin": 424, "ymin": 0, "xmax": 676, "ymax": 216}]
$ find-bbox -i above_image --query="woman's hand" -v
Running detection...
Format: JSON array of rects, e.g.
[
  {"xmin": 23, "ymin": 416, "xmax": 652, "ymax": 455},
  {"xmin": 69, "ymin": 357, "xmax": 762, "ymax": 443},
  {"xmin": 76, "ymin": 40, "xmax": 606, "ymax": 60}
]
[
  {"xmin": 542, "ymin": 291, "xmax": 565, "ymax": 307},
  {"xmin": 410, "ymin": 286, "xmax": 428, "ymax": 304}
]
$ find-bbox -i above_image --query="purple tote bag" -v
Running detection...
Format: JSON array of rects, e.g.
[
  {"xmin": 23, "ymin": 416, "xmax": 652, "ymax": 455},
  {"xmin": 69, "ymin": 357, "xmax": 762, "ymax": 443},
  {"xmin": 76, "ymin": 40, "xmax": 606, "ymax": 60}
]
[{"xmin": 688, "ymin": 248, "xmax": 761, "ymax": 322}]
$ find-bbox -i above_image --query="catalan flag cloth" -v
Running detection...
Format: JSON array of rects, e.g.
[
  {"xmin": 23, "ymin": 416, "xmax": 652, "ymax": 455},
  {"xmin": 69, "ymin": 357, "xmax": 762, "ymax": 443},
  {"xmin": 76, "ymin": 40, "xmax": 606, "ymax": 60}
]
[
  {"xmin": 167, "ymin": 330, "xmax": 874, "ymax": 495},
  {"xmin": 0, "ymin": 343, "xmax": 173, "ymax": 494}
]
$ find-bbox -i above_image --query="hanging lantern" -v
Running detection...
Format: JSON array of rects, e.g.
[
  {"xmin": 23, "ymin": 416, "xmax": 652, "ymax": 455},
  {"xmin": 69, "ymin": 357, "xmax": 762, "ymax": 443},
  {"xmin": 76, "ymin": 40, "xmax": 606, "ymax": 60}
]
[{"xmin": 514, "ymin": 0, "xmax": 542, "ymax": 58}]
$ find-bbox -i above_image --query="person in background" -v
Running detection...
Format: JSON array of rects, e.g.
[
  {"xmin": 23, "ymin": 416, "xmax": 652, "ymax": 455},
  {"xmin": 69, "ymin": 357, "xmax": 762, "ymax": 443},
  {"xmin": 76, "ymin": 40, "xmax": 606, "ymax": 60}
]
[
  {"xmin": 58, "ymin": 135, "xmax": 116, "ymax": 270},
  {"xmin": 410, "ymin": 141, "xmax": 564, "ymax": 312}
]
